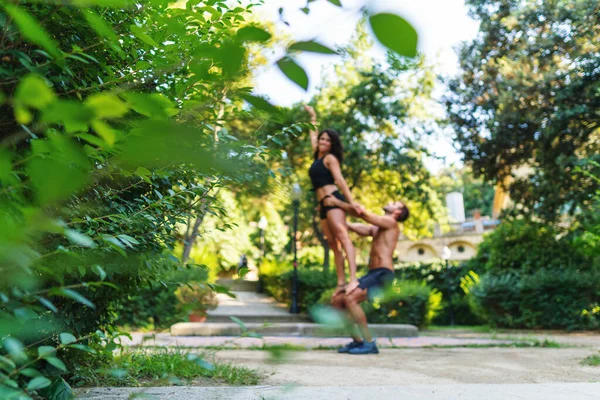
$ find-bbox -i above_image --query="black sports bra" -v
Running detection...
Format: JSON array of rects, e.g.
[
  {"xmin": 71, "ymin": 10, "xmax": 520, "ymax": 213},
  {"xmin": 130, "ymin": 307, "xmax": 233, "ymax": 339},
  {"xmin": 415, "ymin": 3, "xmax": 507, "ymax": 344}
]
[{"xmin": 309, "ymin": 157, "xmax": 335, "ymax": 190}]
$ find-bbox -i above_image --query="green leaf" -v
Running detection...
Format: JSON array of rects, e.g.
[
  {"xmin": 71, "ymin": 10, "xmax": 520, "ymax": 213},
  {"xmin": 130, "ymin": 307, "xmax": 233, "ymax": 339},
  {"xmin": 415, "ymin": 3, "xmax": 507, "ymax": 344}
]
[
  {"xmin": 15, "ymin": 75, "xmax": 56, "ymax": 109},
  {"xmin": 192, "ymin": 358, "xmax": 215, "ymax": 371},
  {"xmin": 90, "ymin": 120, "xmax": 117, "ymax": 146},
  {"xmin": 42, "ymin": 100, "xmax": 94, "ymax": 133},
  {"xmin": 229, "ymin": 316, "xmax": 247, "ymax": 331},
  {"xmin": 3, "ymin": 338, "xmax": 27, "ymax": 362},
  {"xmin": 26, "ymin": 377, "xmax": 51, "ymax": 391},
  {"xmin": 236, "ymin": 26, "xmax": 271, "ymax": 42},
  {"xmin": 27, "ymin": 137, "xmax": 89, "ymax": 205},
  {"xmin": 38, "ymin": 346, "xmax": 56, "ymax": 358},
  {"xmin": 289, "ymin": 41, "xmax": 337, "ymax": 55},
  {"xmin": 19, "ymin": 368, "xmax": 41, "ymax": 378},
  {"xmin": 92, "ymin": 265, "xmax": 107, "ymax": 281},
  {"xmin": 4, "ymin": 5, "xmax": 61, "ymax": 59},
  {"xmin": 277, "ymin": 57, "xmax": 309, "ymax": 90},
  {"xmin": 47, "ymin": 377, "xmax": 74, "ymax": 400},
  {"xmin": 369, "ymin": 13, "xmax": 418, "ymax": 58},
  {"xmin": 37, "ymin": 297, "xmax": 58, "ymax": 313},
  {"xmin": 238, "ymin": 93, "xmax": 279, "ymax": 115},
  {"xmin": 0, "ymin": 355, "xmax": 16, "ymax": 372},
  {"xmin": 327, "ymin": 0, "xmax": 342, "ymax": 6},
  {"xmin": 59, "ymin": 333, "xmax": 77, "ymax": 345},
  {"xmin": 85, "ymin": 94, "xmax": 129, "ymax": 119},
  {"xmin": 75, "ymin": 133, "xmax": 107, "ymax": 148},
  {"xmin": 64, "ymin": 229, "xmax": 96, "ymax": 248},
  {"xmin": 83, "ymin": 10, "xmax": 119, "ymax": 45},
  {"xmin": 2, "ymin": 379, "xmax": 19, "ymax": 389},
  {"xmin": 57, "ymin": 289, "xmax": 95, "ymax": 309},
  {"xmin": 130, "ymin": 25, "xmax": 158, "ymax": 47},
  {"xmin": 13, "ymin": 307, "xmax": 38, "ymax": 320},
  {"xmin": 123, "ymin": 93, "xmax": 175, "ymax": 118},
  {"xmin": 207, "ymin": 283, "xmax": 237, "ymax": 298},
  {"xmin": 67, "ymin": 344, "xmax": 96, "ymax": 354},
  {"xmin": 0, "ymin": 150, "xmax": 12, "ymax": 185},
  {"xmin": 238, "ymin": 266, "xmax": 249, "ymax": 279},
  {"xmin": 309, "ymin": 305, "xmax": 346, "ymax": 328},
  {"xmin": 46, "ymin": 357, "xmax": 67, "ymax": 372}
]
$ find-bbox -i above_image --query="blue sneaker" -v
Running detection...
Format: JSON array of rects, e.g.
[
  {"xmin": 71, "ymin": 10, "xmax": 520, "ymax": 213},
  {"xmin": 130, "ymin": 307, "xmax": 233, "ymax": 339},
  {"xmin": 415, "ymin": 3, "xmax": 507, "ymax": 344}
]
[
  {"xmin": 338, "ymin": 340, "xmax": 363, "ymax": 353},
  {"xmin": 348, "ymin": 340, "xmax": 379, "ymax": 355}
]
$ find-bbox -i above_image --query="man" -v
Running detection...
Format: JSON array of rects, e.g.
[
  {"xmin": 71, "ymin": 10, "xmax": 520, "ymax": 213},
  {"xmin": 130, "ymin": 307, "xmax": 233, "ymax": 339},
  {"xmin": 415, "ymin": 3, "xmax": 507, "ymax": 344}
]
[{"xmin": 322, "ymin": 196, "xmax": 409, "ymax": 355}]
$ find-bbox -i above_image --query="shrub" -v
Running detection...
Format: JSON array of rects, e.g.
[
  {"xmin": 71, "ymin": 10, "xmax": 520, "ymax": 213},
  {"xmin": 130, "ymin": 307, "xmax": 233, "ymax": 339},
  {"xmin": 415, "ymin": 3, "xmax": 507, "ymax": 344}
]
[
  {"xmin": 467, "ymin": 219, "xmax": 592, "ymax": 274},
  {"xmin": 394, "ymin": 262, "xmax": 483, "ymax": 325},
  {"xmin": 317, "ymin": 280, "xmax": 441, "ymax": 328},
  {"xmin": 363, "ymin": 280, "xmax": 442, "ymax": 328},
  {"xmin": 261, "ymin": 266, "xmax": 337, "ymax": 313},
  {"xmin": 114, "ymin": 265, "xmax": 211, "ymax": 330},
  {"xmin": 465, "ymin": 269, "xmax": 600, "ymax": 330},
  {"xmin": 174, "ymin": 284, "xmax": 218, "ymax": 318}
]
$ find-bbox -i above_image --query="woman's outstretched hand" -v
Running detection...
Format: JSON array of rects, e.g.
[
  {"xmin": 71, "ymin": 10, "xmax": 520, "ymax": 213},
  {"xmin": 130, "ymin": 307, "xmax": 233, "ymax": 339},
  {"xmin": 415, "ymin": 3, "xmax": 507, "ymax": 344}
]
[
  {"xmin": 352, "ymin": 202, "xmax": 365, "ymax": 216},
  {"xmin": 304, "ymin": 105, "xmax": 317, "ymax": 120}
]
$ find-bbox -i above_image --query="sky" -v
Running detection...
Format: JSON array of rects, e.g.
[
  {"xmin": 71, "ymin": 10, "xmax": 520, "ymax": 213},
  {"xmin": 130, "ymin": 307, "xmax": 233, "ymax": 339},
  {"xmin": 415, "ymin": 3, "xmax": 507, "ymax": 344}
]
[{"xmin": 251, "ymin": 0, "xmax": 481, "ymax": 172}]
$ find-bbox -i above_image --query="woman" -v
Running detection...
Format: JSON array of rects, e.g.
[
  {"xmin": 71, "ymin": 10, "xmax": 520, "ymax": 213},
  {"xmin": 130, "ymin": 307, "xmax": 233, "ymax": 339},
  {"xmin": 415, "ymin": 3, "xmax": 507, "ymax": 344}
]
[{"xmin": 304, "ymin": 105, "xmax": 361, "ymax": 295}]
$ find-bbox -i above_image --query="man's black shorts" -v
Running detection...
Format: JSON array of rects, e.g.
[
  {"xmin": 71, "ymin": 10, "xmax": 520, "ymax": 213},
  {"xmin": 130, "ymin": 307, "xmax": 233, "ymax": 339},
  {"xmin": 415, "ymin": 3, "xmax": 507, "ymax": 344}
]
[{"xmin": 358, "ymin": 268, "xmax": 394, "ymax": 299}]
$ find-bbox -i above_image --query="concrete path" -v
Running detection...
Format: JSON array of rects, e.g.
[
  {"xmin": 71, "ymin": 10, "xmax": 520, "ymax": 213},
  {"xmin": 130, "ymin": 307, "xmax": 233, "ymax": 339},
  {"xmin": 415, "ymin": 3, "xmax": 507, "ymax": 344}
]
[
  {"xmin": 212, "ymin": 348, "xmax": 600, "ymax": 386},
  {"xmin": 124, "ymin": 332, "xmax": 511, "ymax": 348},
  {"xmin": 78, "ymin": 383, "xmax": 600, "ymax": 399}
]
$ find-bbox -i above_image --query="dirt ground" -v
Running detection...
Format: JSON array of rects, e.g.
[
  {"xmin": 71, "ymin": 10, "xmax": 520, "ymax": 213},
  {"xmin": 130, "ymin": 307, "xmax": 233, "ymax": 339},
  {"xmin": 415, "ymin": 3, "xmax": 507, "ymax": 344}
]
[{"xmin": 212, "ymin": 347, "xmax": 600, "ymax": 386}]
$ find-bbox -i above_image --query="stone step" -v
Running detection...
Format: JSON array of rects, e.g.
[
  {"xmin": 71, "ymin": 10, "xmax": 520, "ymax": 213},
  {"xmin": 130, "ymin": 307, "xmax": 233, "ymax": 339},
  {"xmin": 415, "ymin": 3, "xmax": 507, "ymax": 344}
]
[
  {"xmin": 207, "ymin": 291, "xmax": 310, "ymax": 323},
  {"xmin": 207, "ymin": 314, "xmax": 309, "ymax": 323},
  {"xmin": 215, "ymin": 279, "xmax": 257, "ymax": 292},
  {"xmin": 171, "ymin": 322, "xmax": 419, "ymax": 337}
]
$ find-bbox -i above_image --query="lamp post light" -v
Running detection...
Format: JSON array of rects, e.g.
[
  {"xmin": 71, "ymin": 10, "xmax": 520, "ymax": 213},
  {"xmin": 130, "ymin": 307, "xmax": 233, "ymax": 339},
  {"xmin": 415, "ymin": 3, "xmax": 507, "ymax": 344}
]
[
  {"xmin": 290, "ymin": 183, "xmax": 302, "ymax": 314},
  {"xmin": 442, "ymin": 246, "xmax": 454, "ymax": 327},
  {"xmin": 256, "ymin": 216, "xmax": 268, "ymax": 293}
]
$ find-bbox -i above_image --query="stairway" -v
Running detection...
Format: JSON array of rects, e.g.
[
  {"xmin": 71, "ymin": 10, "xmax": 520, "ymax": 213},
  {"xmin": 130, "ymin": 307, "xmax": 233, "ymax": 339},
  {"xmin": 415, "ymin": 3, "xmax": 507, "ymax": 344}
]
[{"xmin": 170, "ymin": 278, "xmax": 419, "ymax": 338}]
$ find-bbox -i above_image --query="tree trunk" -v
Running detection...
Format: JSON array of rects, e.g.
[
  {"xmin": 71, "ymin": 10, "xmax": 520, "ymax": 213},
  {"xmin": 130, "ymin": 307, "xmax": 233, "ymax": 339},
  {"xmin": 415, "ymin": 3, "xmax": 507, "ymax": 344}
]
[{"xmin": 182, "ymin": 201, "xmax": 207, "ymax": 264}]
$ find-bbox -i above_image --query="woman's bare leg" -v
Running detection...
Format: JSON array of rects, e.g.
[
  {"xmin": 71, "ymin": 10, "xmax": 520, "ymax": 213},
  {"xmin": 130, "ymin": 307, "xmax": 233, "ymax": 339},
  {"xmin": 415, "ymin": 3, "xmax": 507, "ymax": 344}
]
[
  {"xmin": 321, "ymin": 219, "xmax": 345, "ymax": 288},
  {"xmin": 326, "ymin": 208, "xmax": 358, "ymax": 289}
]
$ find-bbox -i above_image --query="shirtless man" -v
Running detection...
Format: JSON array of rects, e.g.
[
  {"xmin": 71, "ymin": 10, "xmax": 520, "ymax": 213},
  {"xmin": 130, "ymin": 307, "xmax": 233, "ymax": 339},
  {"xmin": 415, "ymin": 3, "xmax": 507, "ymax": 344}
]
[{"xmin": 322, "ymin": 195, "xmax": 409, "ymax": 355}]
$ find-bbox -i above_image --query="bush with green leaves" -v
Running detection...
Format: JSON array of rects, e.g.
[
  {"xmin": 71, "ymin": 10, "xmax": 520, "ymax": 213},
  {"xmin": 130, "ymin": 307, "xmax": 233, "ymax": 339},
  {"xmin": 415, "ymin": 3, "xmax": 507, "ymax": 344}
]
[
  {"xmin": 394, "ymin": 262, "xmax": 483, "ymax": 326},
  {"xmin": 261, "ymin": 266, "xmax": 337, "ymax": 314},
  {"xmin": 467, "ymin": 219, "xmax": 593, "ymax": 274},
  {"xmin": 318, "ymin": 280, "xmax": 441, "ymax": 328},
  {"xmin": 464, "ymin": 269, "xmax": 600, "ymax": 330}
]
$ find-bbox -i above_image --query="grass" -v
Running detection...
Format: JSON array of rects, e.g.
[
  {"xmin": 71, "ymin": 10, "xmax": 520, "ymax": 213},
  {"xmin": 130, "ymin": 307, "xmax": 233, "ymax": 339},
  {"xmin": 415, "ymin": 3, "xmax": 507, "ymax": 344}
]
[
  {"xmin": 73, "ymin": 347, "xmax": 261, "ymax": 387},
  {"xmin": 581, "ymin": 354, "xmax": 600, "ymax": 366}
]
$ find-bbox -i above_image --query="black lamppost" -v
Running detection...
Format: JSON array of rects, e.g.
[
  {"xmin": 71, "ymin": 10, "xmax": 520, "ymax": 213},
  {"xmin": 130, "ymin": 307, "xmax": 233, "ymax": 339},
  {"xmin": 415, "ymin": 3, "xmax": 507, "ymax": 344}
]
[
  {"xmin": 290, "ymin": 183, "xmax": 301, "ymax": 314},
  {"xmin": 442, "ymin": 246, "xmax": 454, "ymax": 327},
  {"xmin": 256, "ymin": 216, "xmax": 268, "ymax": 293}
]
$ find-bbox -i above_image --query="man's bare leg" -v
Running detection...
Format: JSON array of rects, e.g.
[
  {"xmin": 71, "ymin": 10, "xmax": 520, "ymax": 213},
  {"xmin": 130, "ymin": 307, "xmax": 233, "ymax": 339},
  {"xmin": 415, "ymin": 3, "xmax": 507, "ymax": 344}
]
[
  {"xmin": 331, "ymin": 292, "xmax": 362, "ymax": 343},
  {"xmin": 344, "ymin": 288, "xmax": 372, "ymax": 342}
]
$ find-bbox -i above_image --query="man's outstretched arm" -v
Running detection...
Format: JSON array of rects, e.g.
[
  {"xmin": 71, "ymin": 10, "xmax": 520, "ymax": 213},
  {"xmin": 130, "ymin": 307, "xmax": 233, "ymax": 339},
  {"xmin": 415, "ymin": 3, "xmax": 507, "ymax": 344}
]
[
  {"xmin": 324, "ymin": 196, "xmax": 395, "ymax": 230},
  {"xmin": 348, "ymin": 222, "xmax": 376, "ymax": 237},
  {"xmin": 323, "ymin": 196, "xmax": 375, "ymax": 237}
]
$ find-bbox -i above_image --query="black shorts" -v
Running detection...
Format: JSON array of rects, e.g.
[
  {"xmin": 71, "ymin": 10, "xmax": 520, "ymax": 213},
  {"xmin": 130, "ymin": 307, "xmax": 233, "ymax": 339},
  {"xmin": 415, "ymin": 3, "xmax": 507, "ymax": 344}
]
[
  {"xmin": 319, "ymin": 190, "xmax": 346, "ymax": 220},
  {"xmin": 358, "ymin": 268, "xmax": 395, "ymax": 299}
]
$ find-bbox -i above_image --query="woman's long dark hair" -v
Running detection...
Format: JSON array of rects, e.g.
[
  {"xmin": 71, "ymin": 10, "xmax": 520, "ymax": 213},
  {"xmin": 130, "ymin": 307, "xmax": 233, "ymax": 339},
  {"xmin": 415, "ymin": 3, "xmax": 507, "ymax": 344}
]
[{"xmin": 314, "ymin": 129, "xmax": 344, "ymax": 163}]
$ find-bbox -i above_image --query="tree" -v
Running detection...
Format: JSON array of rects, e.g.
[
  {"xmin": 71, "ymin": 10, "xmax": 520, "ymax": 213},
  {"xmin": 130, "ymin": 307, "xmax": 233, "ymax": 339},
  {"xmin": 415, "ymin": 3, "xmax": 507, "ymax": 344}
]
[{"xmin": 445, "ymin": 0, "xmax": 600, "ymax": 222}]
